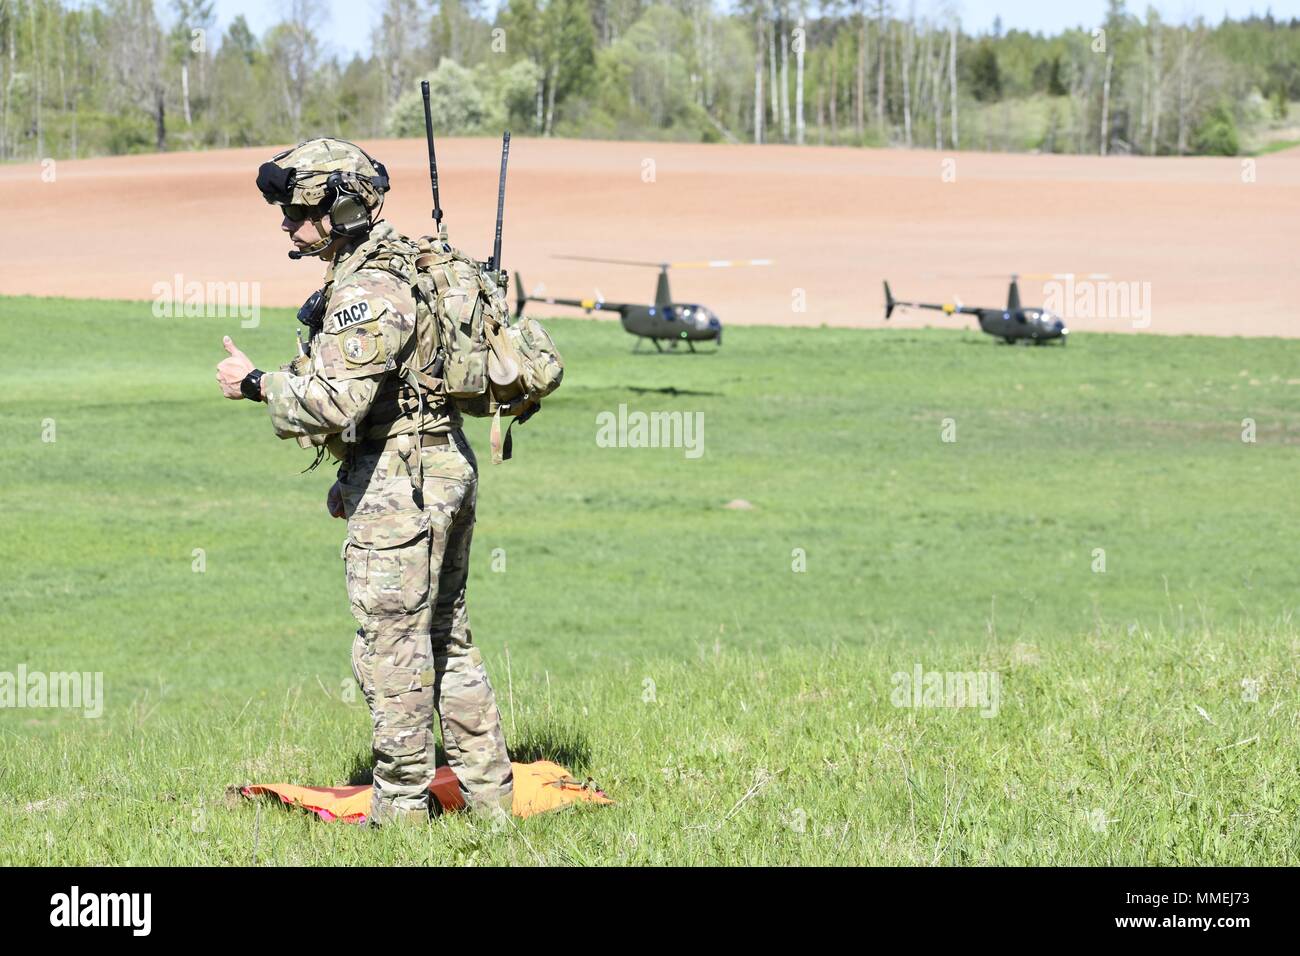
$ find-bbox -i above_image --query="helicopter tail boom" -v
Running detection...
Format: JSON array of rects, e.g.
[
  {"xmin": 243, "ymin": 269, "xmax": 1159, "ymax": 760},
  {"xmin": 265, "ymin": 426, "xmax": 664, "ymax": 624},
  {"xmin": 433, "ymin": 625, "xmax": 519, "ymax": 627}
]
[{"xmin": 884, "ymin": 283, "xmax": 965, "ymax": 317}]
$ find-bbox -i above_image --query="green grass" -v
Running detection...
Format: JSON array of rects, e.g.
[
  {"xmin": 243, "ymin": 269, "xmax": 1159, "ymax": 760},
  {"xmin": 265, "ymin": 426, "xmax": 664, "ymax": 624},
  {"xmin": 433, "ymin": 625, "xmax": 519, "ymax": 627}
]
[
  {"xmin": 1, "ymin": 295, "xmax": 1298, "ymax": 865},
  {"xmin": 1249, "ymin": 137, "xmax": 1300, "ymax": 156}
]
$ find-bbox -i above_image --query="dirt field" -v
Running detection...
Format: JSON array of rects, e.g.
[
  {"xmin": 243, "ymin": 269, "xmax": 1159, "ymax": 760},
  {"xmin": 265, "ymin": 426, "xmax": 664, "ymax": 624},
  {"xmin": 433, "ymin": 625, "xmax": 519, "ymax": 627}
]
[{"xmin": 3, "ymin": 138, "xmax": 1297, "ymax": 336}]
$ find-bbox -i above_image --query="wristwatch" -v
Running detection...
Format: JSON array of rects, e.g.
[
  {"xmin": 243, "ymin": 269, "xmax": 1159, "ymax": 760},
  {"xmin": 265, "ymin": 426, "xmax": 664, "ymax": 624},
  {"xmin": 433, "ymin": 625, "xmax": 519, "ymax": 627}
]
[{"xmin": 240, "ymin": 368, "xmax": 266, "ymax": 402}]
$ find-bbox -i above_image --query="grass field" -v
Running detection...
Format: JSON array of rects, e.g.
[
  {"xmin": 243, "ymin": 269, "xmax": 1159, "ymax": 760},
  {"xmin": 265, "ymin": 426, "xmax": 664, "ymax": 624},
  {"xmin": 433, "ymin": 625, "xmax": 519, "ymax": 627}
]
[{"xmin": 1, "ymin": 295, "xmax": 1298, "ymax": 865}]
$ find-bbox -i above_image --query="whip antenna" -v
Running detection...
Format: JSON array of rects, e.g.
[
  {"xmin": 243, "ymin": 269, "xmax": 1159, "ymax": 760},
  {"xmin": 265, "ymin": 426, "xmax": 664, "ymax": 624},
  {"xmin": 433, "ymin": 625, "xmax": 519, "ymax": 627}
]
[
  {"xmin": 420, "ymin": 80, "xmax": 444, "ymax": 230},
  {"xmin": 490, "ymin": 131, "xmax": 511, "ymax": 273}
]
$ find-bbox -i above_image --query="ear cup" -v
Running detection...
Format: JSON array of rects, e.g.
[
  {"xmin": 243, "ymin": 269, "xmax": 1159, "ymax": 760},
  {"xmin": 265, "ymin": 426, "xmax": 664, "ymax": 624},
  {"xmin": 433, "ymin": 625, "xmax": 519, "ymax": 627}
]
[{"xmin": 330, "ymin": 193, "xmax": 370, "ymax": 235}]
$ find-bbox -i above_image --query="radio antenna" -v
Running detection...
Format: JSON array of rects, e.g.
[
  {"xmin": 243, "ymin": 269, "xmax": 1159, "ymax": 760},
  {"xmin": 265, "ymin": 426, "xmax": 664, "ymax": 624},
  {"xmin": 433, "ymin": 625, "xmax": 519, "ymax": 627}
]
[
  {"xmin": 489, "ymin": 131, "xmax": 511, "ymax": 273},
  {"xmin": 420, "ymin": 80, "xmax": 444, "ymax": 231}
]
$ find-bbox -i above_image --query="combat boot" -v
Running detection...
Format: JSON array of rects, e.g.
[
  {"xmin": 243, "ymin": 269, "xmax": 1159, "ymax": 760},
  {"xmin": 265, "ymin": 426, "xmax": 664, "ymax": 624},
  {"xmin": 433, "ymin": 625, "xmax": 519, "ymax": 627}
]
[{"xmin": 367, "ymin": 803, "xmax": 431, "ymax": 828}]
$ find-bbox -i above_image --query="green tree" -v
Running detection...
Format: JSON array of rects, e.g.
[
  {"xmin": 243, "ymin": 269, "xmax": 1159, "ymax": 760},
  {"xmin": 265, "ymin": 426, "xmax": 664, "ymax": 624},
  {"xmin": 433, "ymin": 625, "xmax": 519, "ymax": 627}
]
[
  {"xmin": 1193, "ymin": 102, "xmax": 1238, "ymax": 155},
  {"xmin": 969, "ymin": 41, "xmax": 1001, "ymax": 102},
  {"xmin": 540, "ymin": 0, "xmax": 598, "ymax": 134},
  {"xmin": 387, "ymin": 59, "xmax": 490, "ymax": 135}
]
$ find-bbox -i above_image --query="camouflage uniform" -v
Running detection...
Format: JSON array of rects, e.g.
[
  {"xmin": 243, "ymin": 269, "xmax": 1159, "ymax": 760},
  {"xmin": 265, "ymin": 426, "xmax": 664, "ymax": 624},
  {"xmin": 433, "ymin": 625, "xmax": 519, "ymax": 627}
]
[{"xmin": 261, "ymin": 162, "xmax": 513, "ymax": 824}]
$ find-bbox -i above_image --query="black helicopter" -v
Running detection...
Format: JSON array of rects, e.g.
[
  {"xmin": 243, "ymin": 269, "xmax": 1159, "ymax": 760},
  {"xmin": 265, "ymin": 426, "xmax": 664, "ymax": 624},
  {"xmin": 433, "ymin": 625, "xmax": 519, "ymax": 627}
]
[
  {"xmin": 884, "ymin": 274, "xmax": 1070, "ymax": 344},
  {"xmin": 514, "ymin": 256, "xmax": 771, "ymax": 351}
]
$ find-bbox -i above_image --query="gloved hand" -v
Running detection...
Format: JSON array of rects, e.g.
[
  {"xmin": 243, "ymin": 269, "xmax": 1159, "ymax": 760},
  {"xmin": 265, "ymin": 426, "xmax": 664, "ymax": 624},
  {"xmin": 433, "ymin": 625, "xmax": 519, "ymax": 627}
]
[{"xmin": 326, "ymin": 481, "xmax": 345, "ymax": 519}]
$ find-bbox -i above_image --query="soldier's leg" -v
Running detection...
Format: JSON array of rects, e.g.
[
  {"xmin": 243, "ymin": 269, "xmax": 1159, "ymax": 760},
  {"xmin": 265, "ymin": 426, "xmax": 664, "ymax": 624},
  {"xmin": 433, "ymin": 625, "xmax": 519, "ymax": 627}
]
[
  {"xmin": 344, "ymin": 520, "xmax": 437, "ymax": 825},
  {"xmin": 350, "ymin": 629, "xmax": 375, "ymax": 712},
  {"xmin": 434, "ymin": 640, "xmax": 514, "ymax": 815},
  {"xmin": 425, "ymin": 442, "xmax": 514, "ymax": 815}
]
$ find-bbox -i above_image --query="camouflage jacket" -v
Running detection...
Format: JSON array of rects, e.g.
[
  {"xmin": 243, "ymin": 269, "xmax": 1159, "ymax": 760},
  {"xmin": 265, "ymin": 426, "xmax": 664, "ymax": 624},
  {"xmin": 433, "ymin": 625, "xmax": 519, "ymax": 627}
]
[{"xmin": 263, "ymin": 221, "xmax": 459, "ymax": 447}]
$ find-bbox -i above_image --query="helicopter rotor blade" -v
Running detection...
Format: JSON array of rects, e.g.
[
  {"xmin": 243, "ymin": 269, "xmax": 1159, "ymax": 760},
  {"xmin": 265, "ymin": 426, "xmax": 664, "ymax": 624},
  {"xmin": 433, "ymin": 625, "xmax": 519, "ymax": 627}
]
[
  {"xmin": 920, "ymin": 271, "xmax": 1111, "ymax": 281},
  {"xmin": 554, "ymin": 255, "xmax": 667, "ymax": 268},
  {"xmin": 554, "ymin": 255, "xmax": 774, "ymax": 270},
  {"xmin": 667, "ymin": 258, "xmax": 774, "ymax": 269}
]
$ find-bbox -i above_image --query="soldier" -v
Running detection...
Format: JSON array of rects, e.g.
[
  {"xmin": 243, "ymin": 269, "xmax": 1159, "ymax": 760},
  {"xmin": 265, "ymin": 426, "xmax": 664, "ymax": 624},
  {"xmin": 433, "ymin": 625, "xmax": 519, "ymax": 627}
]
[{"xmin": 214, "ymin": 138, "xmax": 514, "ymax": 825}]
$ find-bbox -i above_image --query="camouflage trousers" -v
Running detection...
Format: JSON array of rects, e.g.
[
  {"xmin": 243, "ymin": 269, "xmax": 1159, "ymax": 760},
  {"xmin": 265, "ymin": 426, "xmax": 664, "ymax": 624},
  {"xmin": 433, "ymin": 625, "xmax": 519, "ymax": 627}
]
[{"xmin": 341, "ymin": 431, "xmax": 513, "ymax": 825}]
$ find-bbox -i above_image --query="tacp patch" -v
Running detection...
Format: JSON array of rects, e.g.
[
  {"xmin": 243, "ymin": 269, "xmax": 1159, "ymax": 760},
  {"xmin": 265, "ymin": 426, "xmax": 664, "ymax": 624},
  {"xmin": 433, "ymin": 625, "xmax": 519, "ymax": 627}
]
[{"xmin": 331, "ymin": 300, "xmax": 372, "ymax": 328}]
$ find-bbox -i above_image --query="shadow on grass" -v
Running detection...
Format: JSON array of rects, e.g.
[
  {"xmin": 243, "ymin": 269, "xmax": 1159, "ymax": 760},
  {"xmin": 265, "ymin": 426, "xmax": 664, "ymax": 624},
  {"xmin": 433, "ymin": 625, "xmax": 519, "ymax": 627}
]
[
  {"xmin": 506, "ymin": 724, "xmax": 593, "ymax": 770},
  {"xmin": 343, "ymin": 724, "xmax": 592, "ymax": 785},
  {"xmin": 626, "ymin": 385, "xmax": 722, "ymax": 396}
]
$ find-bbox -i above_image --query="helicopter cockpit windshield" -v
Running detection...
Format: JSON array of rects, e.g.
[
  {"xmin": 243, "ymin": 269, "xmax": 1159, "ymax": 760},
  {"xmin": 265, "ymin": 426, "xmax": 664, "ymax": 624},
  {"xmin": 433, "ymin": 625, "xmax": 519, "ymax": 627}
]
[{"xmin": 677, "ymin": 305, "xmax": 713, "ymax": 330}]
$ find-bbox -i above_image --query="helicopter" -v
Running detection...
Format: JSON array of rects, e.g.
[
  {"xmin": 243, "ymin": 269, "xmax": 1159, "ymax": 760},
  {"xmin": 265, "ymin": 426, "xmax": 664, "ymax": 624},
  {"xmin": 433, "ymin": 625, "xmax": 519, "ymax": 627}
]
[
  {"xmin": 514, "ymin": 256, "xmax": 772, "ymax": 351},
  {"xmin": 883, "ymin": 274, "xmax": 1079, "ymax": 345}
]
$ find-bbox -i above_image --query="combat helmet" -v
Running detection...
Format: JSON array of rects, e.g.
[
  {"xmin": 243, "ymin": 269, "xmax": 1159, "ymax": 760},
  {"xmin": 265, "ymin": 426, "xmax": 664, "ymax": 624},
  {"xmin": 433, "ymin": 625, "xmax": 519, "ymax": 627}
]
[{"xmin": 256, "ymin": 137, "xmax": 391, "ymax": 258}]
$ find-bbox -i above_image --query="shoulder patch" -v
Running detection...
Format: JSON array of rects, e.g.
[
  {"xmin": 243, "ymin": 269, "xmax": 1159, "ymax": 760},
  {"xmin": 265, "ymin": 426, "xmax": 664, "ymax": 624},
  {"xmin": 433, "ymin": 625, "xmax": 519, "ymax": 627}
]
[
  {"xmin": 336, "ymin": 319, "xmax": 386, "ymax": 367},
  {"xmin": 331, "ymin": 299, "xmax": 374, "ymax": 329}
]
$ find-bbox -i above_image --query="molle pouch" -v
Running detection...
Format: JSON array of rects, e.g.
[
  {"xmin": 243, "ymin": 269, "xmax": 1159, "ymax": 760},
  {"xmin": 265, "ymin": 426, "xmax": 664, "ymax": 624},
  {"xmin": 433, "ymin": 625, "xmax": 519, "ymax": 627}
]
[
  {"xmin": 509, "ymin": 316, "xmax": 564, "ymax": 399},
  {"xmin": 445, "ymin": 346, "xmax": 487, "ymax": 399},
  {"xmin": 428, "ymin": 255, "xmax": 490, "ymax": 399}
]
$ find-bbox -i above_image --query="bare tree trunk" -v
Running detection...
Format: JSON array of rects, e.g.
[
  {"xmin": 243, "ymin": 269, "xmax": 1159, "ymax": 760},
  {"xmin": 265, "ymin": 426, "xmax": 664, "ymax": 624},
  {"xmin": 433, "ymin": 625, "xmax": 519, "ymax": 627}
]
[
  {"xmin": 902, "ymin": 15, "xmax": 913, "ymax": 146},
  {"xmin": 58, "ymin": 27, "xmax": 66, "ymax": 114},
  {"xmin": 933, "ymin": 37, "xmax": 942, "ymax": 149},
  {"xmin": 754, "ymin": 16, "xmax": 764, "ymax": 143},
  {"xmin": 830, "ymin": 37, "xmax": 838, "ymax": 142},
  {"xmin": 948, "ymin": 19, "xmax": 958, "ymax": 149},
  {"xmin": 795, "ymin": 13, "xmax": 805, "ymax": 144},
  {"xmin": 780, "ymin": 10, "xmax": 790, "ymax": 141},
  {"xmin": 816, "ymin": 83, "xmax": 824, "ymax": 144},
  {"xmin": 1176, "ymin": 35, "xmax": 1191, "ymax": 155},
  {"xmin": 182, "ymin": 62, "xmax": 192, "ymax": 126},
  {"xmin": 30, "ymin": 0, "xmax": 44, "ymax": 159},
  {"xmin": 918, "ymin": 25, "xmax": 933, "ymax": 147},
  {"xmin": 855, "ymin": 3, "xmax": 865, "ymax": 136},
  {"xmin": 70, "ymin": 27, "xmax": 79, "ymax": 159},
  {"xmin": 1, "ymin": 13, "xmax": 11, "ymax": 159},
  {"xmin": 1138, "ymin": 41, "xmax": 1149, "ymax": 152},
  {"xmin": 768, "ymin": 17, "xmax": 778, "ymax": 134},
  {"xmin": 1150, "ymin": 30, "xmax": 1163, "ymax": 154},
  {"xmin": 535, "ymin": 72, "xmax": 544, "ymax": 133},
  {"xmin": 545, "ymin": 61, "xmax": 558, "ymax": 136},
  {"xmin": 875, "ymin": 0, "xmax": 885, "ymax": 127},
  {"xmin": 1100, "ymin": 52, "xmax": 1112, "ymax": 155}
]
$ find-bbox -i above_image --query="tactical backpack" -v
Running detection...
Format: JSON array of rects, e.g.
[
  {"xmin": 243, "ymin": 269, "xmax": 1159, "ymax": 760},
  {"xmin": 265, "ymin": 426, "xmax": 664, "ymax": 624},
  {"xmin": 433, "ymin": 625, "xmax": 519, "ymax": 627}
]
[{"xmin": 410, "ymin": 232, "xmax": 564, "ymax": 463}]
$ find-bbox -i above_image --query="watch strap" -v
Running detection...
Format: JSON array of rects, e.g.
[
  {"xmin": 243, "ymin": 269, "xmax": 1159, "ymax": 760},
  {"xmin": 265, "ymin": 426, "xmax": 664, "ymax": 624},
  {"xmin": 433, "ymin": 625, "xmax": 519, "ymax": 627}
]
[{"xmin": 240, "ymin": 368, "xmax": 265, "ymax": 402}]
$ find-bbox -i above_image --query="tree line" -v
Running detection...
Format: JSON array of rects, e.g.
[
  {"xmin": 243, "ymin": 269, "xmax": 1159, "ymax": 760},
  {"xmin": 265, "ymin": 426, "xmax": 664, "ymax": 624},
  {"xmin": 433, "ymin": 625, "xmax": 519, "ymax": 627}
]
[{"xmin": 3, "ymin": 0, "xmax": 1296, "ymax": 162}]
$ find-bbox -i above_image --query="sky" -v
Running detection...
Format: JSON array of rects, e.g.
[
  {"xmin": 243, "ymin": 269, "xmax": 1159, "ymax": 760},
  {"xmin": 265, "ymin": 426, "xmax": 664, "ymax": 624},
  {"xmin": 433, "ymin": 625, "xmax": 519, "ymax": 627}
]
[{"xmin": 207, "ymin": 0, "xmax": 1300, "ymax": 60}]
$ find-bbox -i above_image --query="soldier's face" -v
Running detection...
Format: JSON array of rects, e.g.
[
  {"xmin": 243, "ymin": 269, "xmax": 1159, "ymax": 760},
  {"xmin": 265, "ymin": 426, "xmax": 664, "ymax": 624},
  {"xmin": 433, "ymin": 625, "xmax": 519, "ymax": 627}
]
[
  {"xmin": 282, "ymin": 211, "xmax": 344, "ymax": 258},
  {"xmin": 283, "ymin": 212, "xmax": 330, "ymax": 246}
]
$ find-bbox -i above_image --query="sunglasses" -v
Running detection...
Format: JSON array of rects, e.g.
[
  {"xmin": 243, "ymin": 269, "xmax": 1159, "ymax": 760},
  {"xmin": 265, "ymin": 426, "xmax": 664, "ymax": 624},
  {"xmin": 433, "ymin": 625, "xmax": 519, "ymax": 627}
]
[{"xmin": 280, "ymin": 203, "xmax": 320, "ymax": 223}]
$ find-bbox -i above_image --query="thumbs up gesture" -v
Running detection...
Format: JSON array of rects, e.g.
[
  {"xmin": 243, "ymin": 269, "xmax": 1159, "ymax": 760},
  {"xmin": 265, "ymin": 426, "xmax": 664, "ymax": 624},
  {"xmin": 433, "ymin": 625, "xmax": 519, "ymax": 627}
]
[{"xmin": 216, "ymin": 336, "xmax": 256, "ymax": 399}]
